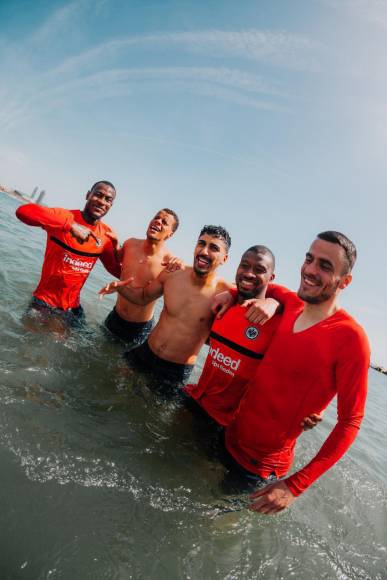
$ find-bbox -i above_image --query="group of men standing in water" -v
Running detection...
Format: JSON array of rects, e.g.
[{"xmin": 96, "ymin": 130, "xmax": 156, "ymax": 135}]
[{"xmin": 15, "ymin": 179, "xmax": 370, "ymax": 515}]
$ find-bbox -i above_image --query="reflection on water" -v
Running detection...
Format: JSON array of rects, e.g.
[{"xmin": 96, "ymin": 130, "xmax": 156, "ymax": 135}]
[{"xmin": 1, "ymin": 195, "xmax": 387, "ymax": 579}]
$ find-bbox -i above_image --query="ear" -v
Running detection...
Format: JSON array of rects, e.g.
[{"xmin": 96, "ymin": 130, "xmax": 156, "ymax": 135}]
[
  {"xmin": 86, "ymin": 190, "xmax": 91, "ymax": 200},
  {"xmin": 222, "ymin": 253, "xmax": 229, "ymax": 265},
  {"xmin": 270, "ymin": 273, "xmax": 275, "ymax": 282},
  {"xmin": 339, "ymin": 273, "xmax": 352, "ymax": 290}
]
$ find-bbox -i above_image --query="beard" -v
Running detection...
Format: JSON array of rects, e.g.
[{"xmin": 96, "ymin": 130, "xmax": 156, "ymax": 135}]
[
  {"xmin": 237, "ymin": 287, "xmax": 258, "ymax": 300},
  {"xmin": 297, "ymin": 279, "xmax": 340, "ymax": 304}
]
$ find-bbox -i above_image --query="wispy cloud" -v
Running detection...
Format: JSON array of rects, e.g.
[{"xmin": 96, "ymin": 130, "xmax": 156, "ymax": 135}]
[
  {"xmin": 0, "ymin": 66, "xmax": 290, "ymax": 132},
  {"xmin": 28, "ymin": 0, "xmax": 85, "ymax": 46},
  {"xmin": 52, "ymin": 29, "xmax": 320, "ymax": 77}
]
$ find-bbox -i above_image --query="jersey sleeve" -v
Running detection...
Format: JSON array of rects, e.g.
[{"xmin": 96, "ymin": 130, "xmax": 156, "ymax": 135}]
[
  {"xmin": 15, "ymin": 204, "xmax": 74, "ymax": 232},
  {"xmin": 266, "ymin": 284, "xmax": 300, "ymax": 307},
  {"xmin": 99, "ymin": 229, "xmax": 121, "ymax": 279},
  {"xmin": 285, "ymin": 328, "xmax": 370, "ymax": 496}
]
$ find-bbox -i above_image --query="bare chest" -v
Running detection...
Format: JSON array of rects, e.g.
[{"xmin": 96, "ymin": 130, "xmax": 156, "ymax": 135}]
[
  {"xmin": 121, "ymin": 248, "xmax": 164, "ymax": 284},
  {"xmin": 164, "ymin": 280, "xmax": 215, "ymax": 326}
]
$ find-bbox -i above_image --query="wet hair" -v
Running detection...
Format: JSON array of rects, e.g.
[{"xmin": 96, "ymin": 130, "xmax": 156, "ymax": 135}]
[
  {"xmin": 90, "ymin": 180, "xmax": 116, "ymax": 194},
  {"xmin": 199, "ymin": 225, "xmax": 231, "ymax": 252},
  {"xmin": 160, "ymin": 208, "xmax": 179, "ymax": 232},
  {"xmin": 317, "ymin": 230, "xmax": 357, "ymax": 273},
  {"xmin": 243, "ymin": 245, "xmax": 275, "ymax": 270}
]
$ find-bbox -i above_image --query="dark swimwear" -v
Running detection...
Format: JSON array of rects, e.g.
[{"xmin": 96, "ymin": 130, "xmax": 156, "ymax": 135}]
[
  {"xmin": 218, "ymin": 443, "xmax": 277, "ymax": 495},
  {"xmin": 104, "ymin": 307, "xmax": 154, "ymax": 349},
  {"xmin": 28, "ymin": 296, "xmax": 85, "ymax": 327},
  {"xmin": 126, "ymin": 340, "xmax": 194, "ymax": 397}
]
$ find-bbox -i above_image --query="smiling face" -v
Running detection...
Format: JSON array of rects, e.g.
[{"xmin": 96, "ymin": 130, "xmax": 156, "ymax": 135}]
[
  {"xmin": 146, "ymin": 210, "xmax": 176, "ymax": 242},
  {"xmin": 193, "ymin": 234, "xmax": 228, "ymax": 277},
  {"xmin": 298, "ymin": 238, "xmax": 352, "ymax": 304},
  {"xmin": 84, "ymin": 182, "xmax": 116, "ymax": 221},
  {"xmin": 235, "ymin": 250, "xmax": 275, "ymax": 300}
]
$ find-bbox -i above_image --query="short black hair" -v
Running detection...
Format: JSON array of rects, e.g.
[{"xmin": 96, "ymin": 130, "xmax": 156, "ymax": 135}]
[
  {"xmin": 161, "ymin": 208, "xmax": 179, "ymax": 232},
  {"xmin": 317, "ymin": 230, "xmax": 357, "ymax": 273},
  {"xmin": 243, "ymin": 245, "xmax": 275, "ymax": 270},
  {"xmin": 199, "ymin": 225, "xmax": 231, "ymax": 252},
  {"xmin": 90, "ymin": 180, "xmax": 116, "ymax": 194}
]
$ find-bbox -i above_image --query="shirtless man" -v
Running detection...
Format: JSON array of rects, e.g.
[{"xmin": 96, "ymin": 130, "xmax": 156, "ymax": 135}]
[
  {"xmin": 104, "ymin": 208, "xmax": 179, "ymax": 348},
  {"xmin": 100, "ymin": 225, "xmax": 242, "ymax": 391}
]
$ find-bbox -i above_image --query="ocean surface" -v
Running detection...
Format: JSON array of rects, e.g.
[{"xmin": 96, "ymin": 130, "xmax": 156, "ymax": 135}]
[{"xmin": 1, "ymin": 193, "xmax": 386, "ymax": 580}]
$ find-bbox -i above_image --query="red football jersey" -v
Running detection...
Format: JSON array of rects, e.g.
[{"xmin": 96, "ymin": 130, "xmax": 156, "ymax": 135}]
[
  {"xmin": 16, "ymin": 204, "xmax": 120, "ymax": 310},
  {"xmin": 185, "ymin": 305, "xmax": 281, "ymax": 426}
]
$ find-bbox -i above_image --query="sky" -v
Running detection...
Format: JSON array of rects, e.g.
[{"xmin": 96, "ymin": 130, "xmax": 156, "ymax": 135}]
[{"xmin": 1, "ymin": 0, "xmax": 386, "ymax": 365}]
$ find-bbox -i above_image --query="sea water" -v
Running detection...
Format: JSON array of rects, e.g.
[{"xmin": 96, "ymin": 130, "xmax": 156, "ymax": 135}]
[{"xmin": 1, "ymin": 194, "xmax": 386, "ymax": 579}]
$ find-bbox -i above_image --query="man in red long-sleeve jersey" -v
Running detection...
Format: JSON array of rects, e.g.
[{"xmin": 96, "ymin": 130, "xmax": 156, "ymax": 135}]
[
  {"xmin": 16, "ymin": 180, "xmax": 120, "ymax": 324},
  {"xmin": 221, "ymin": 231, "xmax": 370, "ymax": 514}
]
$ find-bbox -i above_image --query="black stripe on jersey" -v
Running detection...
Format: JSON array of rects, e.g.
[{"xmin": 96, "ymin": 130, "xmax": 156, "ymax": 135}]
[
  {"xmin": 210, "ymin": 330, "xmax": 264, "ymax": 360},
  {"xmin": 50, "ymin": 236, "xmax": 102, "ymax": 257}
]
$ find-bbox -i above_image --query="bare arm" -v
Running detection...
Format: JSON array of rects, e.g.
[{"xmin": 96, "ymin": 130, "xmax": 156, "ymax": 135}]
[
  {"xmin": 99, "ymin": 274, "xmax": 164, "ymax": 305},
  {"xmin": 100, "ymin": 232, "xmax": 121, "ymax": 279}
]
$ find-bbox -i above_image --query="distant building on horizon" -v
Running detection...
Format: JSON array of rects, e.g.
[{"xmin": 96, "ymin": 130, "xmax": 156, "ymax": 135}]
[
  {"xmin": 36, "ymin": 190, "xmax": 46, "ymax": 205},
  {"xmin": 30, "ymin": 186, "xmax": 39, "ymax": 200}
]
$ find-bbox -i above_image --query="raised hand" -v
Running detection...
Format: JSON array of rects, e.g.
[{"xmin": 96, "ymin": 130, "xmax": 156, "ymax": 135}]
[
  {"xmin": 162, "ymin": 256, "xmax": 185, "ymax": 272},
  {"xmin": 99, "ymin": 277, "xmax": 134, "ymax": 298}
]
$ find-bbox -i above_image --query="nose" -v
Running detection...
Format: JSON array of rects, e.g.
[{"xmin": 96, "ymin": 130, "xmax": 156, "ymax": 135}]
[{"xmin": 303, "ymin": 260, "xmax": 318, "ymax": 276}]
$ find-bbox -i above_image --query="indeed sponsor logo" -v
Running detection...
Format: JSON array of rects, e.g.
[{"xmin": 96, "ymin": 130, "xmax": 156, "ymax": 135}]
[
  {"xmin": 209, "ymin": 346, "xmax": 241, "ymax": 371},
  {"xmin": 63, "ymin": 253, "xmax": 94, "ymax": 273}
]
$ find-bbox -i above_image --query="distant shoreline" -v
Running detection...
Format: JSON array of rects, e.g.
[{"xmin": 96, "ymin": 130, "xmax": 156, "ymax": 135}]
[
  {"xmin": 370, "ymin": 363, "xmax": 387, "ymax": 376},
  {"xmin": 0, "ymin": 185, "xmax": 31, "ymax": 204}
]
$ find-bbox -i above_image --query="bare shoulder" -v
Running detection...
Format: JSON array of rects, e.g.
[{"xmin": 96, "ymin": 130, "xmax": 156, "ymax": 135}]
[
  {"xmin": 122, "ymin": 237, "xmax": 144, "ymax": 253},
  {"xmin": 122, "ymin": 237, "xmax": 140, "ymax": 247},
  {"xmin": 215, "ymin": 277, "xmax": 233, "ymax": 293},
  {"xmin": 159, "ymin": 265, "xmax": 191, "ymax": 284}
]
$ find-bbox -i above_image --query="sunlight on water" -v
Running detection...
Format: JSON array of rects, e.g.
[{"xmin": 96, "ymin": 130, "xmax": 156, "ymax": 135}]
[{"xmin": 1, "ymin": 195, "xmax": 387, "ymax": 579}]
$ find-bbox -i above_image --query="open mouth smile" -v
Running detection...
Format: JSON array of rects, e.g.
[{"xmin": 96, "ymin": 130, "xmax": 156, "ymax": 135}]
[
  {"xmin": 238, "ymin": 278, "xmax": 256, "ymax": 291},
  {"xmin": 196, "ymin": 256, "xmax": 211, "ymax": 268},
  {"xmin": 302, "ymin": 275, "xmax": 321, "ymax": 288}
]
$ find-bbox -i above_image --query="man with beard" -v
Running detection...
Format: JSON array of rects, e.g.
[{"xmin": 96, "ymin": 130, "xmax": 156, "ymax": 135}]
[
  {"xmin": 221, "ymin": 231, "xmax": 370, "ymax": 513},
  {"xmin": 104, "ymin": 208, "xmax": 180, "ymax": 349},
  {"xmin": 100, "ymin": 225, "xmax": 237, "ymax": 391},
  {"xmin": 184, "ymin": 245, "xmax": 281, "ymax": 426},
  {"xmin": 16, "ymin": 181, "xmax": 120, "ymax": 324}
]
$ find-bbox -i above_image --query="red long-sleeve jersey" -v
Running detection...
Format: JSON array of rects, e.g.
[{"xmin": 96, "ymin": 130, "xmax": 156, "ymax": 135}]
[
  {"xmin": 16, "ymin": 204, "xmax": 121, "ymax": 310},
  {"xmin": 225, "ymin": 289, "xmax": 370, "ymax": 496}
]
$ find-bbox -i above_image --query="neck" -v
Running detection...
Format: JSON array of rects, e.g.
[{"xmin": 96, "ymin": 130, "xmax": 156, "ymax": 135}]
[
  {"xmin": 143, "ymin": 238, "xmax": 164, "ymax": 255},
  {"xmin": 237, "ymin": 287, "xmax": 266, "ymax": 305},
  {"xmin": 191, "ymin": 268, "xmax": 216, "ymax": 287},
  {"xmin": 81, "ymin": 209, "xmax": 98, "ymax": 226},
  {"xmin": 302, "ymin": 296, "xmax": 340, "ymax": 321}
]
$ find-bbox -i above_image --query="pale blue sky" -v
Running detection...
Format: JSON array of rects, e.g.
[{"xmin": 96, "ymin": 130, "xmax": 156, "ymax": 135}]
[{"xmin": 1, "ymin": 0, "xmax": 386, "ymax": 364}]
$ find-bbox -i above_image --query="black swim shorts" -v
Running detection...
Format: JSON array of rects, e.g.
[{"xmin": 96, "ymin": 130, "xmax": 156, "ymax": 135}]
[
  {"xmin": 29, "ymin": 297, "xmax": 85, "ymax": 327},
  {"xmin": 104, "ymin": 307, "xmax": 154, "ymax": 349},
  {"xmin": 126, "ymin": 340, "xmax": 194, "ymax": 396}
]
